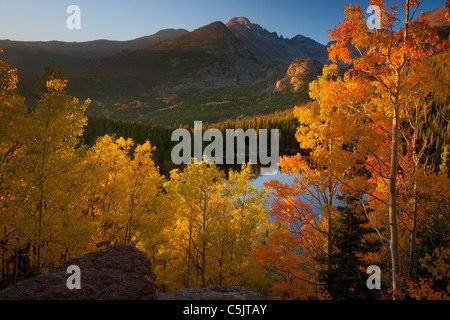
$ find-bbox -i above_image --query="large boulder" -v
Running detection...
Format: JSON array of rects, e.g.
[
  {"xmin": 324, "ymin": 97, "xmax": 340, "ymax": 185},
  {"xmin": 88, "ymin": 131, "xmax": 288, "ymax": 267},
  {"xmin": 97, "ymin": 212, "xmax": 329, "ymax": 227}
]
[{"xmin": 0, "ymin": 243, "xmax": 157, "ymax": 300}]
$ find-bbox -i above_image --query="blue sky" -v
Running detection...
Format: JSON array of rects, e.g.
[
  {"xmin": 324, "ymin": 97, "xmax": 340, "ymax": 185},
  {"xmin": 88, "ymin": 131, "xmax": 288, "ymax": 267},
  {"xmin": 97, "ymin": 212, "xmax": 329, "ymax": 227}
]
[{"xmin": 0, "ymin": 0, "xmax": 445, "ymax": 45}]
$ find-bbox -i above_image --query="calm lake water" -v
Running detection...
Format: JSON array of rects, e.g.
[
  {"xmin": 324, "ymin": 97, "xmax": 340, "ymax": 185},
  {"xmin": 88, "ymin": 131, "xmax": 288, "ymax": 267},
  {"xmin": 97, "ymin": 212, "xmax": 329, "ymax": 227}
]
[
  {"xmin": 251, "ymin": 169, "xmax": 295, "ymax": 213},
  {"xmin": 251, "ymin": 169, "xmax": 295, "ymax": 190},
  {"xmin": 251, "ymin": 168, "xmax": 344, "ymax": 215}
]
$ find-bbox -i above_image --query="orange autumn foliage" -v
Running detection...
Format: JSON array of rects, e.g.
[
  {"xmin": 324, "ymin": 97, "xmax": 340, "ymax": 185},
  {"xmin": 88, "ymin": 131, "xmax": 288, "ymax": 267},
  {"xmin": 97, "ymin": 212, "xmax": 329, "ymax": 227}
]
[{"xmin": 256, "ymin": 1, "xmax": 449, "ymax": 300}]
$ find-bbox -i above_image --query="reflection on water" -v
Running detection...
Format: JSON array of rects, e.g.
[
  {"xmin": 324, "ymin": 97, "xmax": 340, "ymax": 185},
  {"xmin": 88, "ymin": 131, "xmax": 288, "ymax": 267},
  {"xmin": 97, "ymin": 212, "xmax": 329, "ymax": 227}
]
[
  {"xmin": 250, "ymin": 167, "xmax": 344, "ymax": 215},
  {"xmin": 250, "ymin": 168, "xmax": 296, "ymax": 214},
  {"xmin": 251, "ymin": 168, "xmax": 295, "ymax": 190},
  {"xmin": 216, "ymin": 159, "xmax": 344, "ymax": 216}
]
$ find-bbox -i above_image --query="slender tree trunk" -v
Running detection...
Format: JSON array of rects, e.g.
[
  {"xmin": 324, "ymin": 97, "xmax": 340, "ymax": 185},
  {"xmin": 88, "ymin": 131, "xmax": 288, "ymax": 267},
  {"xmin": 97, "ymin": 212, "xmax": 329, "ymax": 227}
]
[
  {"xmin": 389, "ymin": 102, "xmax": 402, "ymax": 300},
  {"xmin": 1, "ymin": 255, "xmax": 5, "ymax": 287},
  {"xmin": 326, "ymin": 142, "xmax": 334, "ymax": 293},
  {"xmin": 37, "ymin": 106, "xmax": 51, "ymax": 274},
  {"xmin": 326, "ymin": 205, "xmax": 333, "ymax": 293},
  {"xmin": 386, "ymin": 0, "xmax": 413, "ymax": 300},
  {"xmin": 12, "ymin": 250, "xmax": 18, "ymax": 284},
  {"xmin": 201, "ymin": 240, "xmax": 206, "ymax": 287},
  {"xmin": 187, "ymin": 221, "xmax": 193, "ymax": 288},
  {"xmin": 218, "ymin": 244, "xmax": 224, "ymax": 286},
  {"xmin": 201, "ymin": 202, "xmax": 207, "ymax": 288},
  {"xmin": 126, "ymin": 214, "xmax": 132, "ymax": 243},
  {"xmin": 408, "ymin": 183, "xmax": 418, "ymax": 275},
  {"xmin": 126, "ymin": 198, "xmax": 135, "ymax": 243},
  {"xmin": 408, "ymin": 103, "xmax": 422, "ymax": 276},
  {"xmin": 37, "ymin": 136, "xmax": 47, "ymax": 274}
]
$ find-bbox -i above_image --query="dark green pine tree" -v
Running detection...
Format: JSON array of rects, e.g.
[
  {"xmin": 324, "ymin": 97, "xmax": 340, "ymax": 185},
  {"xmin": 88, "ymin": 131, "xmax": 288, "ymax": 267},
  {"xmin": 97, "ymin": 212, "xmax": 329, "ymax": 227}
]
[{"xmin": 320, "ymin": 194, "xmax": 383, "ymax": 300}]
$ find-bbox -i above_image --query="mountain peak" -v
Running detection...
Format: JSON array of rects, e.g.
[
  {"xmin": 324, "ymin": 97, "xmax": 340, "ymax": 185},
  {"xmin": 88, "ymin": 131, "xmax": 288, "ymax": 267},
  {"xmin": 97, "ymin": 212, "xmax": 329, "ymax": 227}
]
[
  {"xmin": 152, "ymin": 28, "xmax": 189, "ymax": 37},
  {"xmin": 149, "ymin": 21, "xmax": 235, "ymax": 51},
  {"xmin": 226, "ymin": 17, "xmax": 252, "ymax": 27},
  {"xmin": 189, "ymin": 21, "xmax": 232, "ymax": 39}
]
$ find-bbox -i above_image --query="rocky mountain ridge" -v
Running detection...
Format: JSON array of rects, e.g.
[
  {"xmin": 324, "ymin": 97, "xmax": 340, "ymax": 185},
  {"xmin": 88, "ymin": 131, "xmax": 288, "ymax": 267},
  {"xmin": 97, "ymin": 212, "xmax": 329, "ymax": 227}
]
[
  {"xmin": 0, "ymin": 17, "xmax": 328, "ymax": 73},
  {"xmin": 0, "ymin": 29, "xmax": 189, "ymax": 73},
  {"xmin": 226, "ymin": 17, "xmax": 328, "ymax": 65},
  {"xmin": 2, "ymin": 16, "xmax": 328, "ymax": 108},
  {"xmin": 1, "ymin": 5, "xmax": 445, "ymax": 125}
]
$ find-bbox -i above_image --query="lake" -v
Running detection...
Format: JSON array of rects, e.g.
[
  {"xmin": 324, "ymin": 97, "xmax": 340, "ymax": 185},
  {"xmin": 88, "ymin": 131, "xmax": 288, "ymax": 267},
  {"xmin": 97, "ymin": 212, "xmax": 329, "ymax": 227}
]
[{"xmin": 251, "ymin": 168, "xmax": 344, "ymax": 215}]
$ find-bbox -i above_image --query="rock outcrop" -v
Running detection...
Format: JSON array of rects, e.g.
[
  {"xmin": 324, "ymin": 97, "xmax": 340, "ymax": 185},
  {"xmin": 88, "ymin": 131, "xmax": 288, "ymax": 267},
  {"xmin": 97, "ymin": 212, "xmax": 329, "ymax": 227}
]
[
  {"xmin": 0, "ymin": 243, "xmax": 157, "ymax": 300},
  {"xmin": 274, "ymin": 57, "xmax": 323, "ymax": 93},
  {"xmin": 157, "ymin": 285, "xmax": 269, "ymax": 300}
]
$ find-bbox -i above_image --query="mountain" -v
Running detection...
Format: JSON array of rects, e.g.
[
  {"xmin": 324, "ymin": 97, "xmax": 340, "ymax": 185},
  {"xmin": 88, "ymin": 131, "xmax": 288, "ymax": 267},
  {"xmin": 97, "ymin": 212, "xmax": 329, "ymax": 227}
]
[
  {"xmin": 226, "ymin": 17, "xmax": 328, "ymax": 65},
  {"xmin": 1, "ymin": 8, "xmax": 446, "ymax": 125},
  {"xmin": 1, "ymin": 17, "xmax": 328, "ymax": 76},
  {"xmin": 423, "ymin": 4, "xmax": 450, "ymax": 40},
  {"xmin": 64, "ymin": 21, "xmax": 282, "ymax": 99},
  {"xmin": 145, "ymin": 20, "xmax": 266, "ymax": 87},
  {"xmin": 0, "ymin": 17, "xmax": 330, "ymax": 125},
  {"xmin": 80, "ymin": 18, "xmax": 331, "ymax": 94},
  {"xmin": 0, "ymin": 28, "xmax": 188, "ymax": 72}
]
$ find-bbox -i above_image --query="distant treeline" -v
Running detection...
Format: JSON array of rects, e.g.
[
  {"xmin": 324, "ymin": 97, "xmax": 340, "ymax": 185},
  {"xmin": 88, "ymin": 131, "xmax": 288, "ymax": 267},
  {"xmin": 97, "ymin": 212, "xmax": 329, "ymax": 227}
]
[
  {"xmin": 83, "ymin": 108, "xmax": 302, "ymax": 176},
  {"xmin": 83, "ymin": 95, "xmax": 449, "ymax": 176},
  {"xmin": 83, "ymin": 117, "xmax": 176, "ymax": 175}
]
